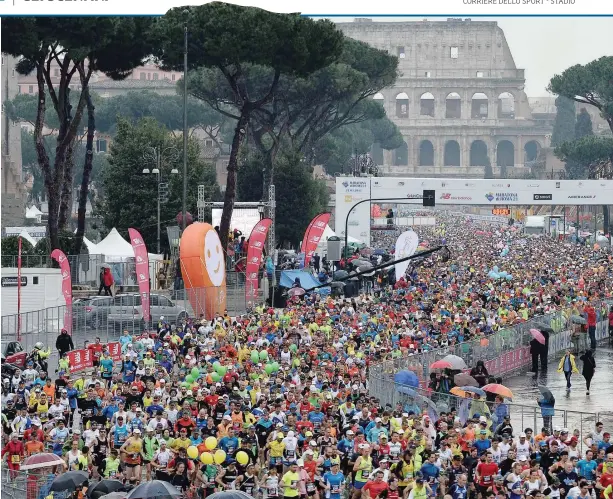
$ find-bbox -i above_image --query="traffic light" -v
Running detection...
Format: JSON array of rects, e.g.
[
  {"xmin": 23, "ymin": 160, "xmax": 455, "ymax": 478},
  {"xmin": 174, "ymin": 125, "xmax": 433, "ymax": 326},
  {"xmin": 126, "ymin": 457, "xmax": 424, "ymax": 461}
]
[{"xmin": 423, "ymin": 190, "xmax": 435, "ymax": 207}]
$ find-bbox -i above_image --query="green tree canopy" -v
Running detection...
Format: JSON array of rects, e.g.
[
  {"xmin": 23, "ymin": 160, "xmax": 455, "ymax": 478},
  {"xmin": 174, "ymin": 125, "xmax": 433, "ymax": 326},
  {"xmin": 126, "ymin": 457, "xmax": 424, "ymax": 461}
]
[
  {"xmin": 575, "ymin": 108, "xmax": 594, "ymax": 139},
  {"xmin": 551, "ymin": 95, "xmax": 576, "ymax": 148},
  {"xmin": 237, "ymin": 150, "xmax": 329, "ymax": 246},
  {"xmin": 548, "ymin": 56, "xmax": 613, "ymax": 135},
  {"xmin": 97, "ymin": 117, "xmax": 219, "ymax": 252},
  {"xmin": 1, "ymin": 17, "xmax": 154, "ymax": 250},
  {"xmin": 152, "ymin": 2, "xmax": 344, "ymax": 253}
]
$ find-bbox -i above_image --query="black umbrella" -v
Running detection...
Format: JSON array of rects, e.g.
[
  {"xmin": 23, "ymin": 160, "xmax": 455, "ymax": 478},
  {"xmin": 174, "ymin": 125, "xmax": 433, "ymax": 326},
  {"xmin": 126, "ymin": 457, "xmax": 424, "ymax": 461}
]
[
  {"xmin": 537, "ymin": 385, "xmax": 555, "ymax": 403},
  {"xmin": 126, "ymin": 480, "xmax": 182, "ymax": 499},
  {"xmin": 333, "ymin": 270, "xmax": 349, "ymax": 280},
  {"xmin": 207, "ymin": 492, "xmax": 255, "ymax": 499},
  {"xmin": 50, "ymin": 471, "xmax": 89, "ymax": 492},
  {"xmin": 87, "ymin": 479, "xmax": 126, "ymax": 498}
]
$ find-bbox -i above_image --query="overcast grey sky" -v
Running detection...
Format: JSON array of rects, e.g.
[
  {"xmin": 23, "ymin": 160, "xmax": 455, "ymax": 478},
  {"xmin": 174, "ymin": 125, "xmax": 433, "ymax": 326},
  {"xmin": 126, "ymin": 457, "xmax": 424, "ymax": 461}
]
[{"xmin": 325, "ymin": 17, "xmax": 613, "ymax": 97}]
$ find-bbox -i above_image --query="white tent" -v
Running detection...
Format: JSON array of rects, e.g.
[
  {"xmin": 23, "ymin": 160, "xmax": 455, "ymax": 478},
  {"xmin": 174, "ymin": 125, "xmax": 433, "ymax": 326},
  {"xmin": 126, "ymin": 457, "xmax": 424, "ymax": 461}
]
[
  {"xmin": 92, "ymin": 228, "xmax": 135, "ymax": 260},
  {"xmin": 25, "ymin": 205, "xmax": 43, "ymax": 221}
]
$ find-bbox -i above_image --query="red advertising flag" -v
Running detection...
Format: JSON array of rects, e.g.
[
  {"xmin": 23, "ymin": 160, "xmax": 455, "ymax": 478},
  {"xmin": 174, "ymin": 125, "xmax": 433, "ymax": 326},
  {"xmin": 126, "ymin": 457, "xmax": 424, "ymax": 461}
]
[
  {"xmin": 245, "ymin": 218, "xmax": 272, "ymax": 306},
  {"xmin": 302, "ymin": 213, "xmax": 331, "ymax": 267},
  {"xmin": 128, "ymin": 228, "xmax": 151, "ymax": 323},
  {"xmin": 300, "ymin": 217, "xmax": 317, "ymax": 254},
  {"xmin": 67, "ymin": 349, "xmax": 86, "ymax": 373},
  {"xmin": 50, "ymin": 249, "xmax": 73, "ymax": 335},
  {"xmin": 107, "ymin": 342, "xmax": 122, "ymax": 361}
]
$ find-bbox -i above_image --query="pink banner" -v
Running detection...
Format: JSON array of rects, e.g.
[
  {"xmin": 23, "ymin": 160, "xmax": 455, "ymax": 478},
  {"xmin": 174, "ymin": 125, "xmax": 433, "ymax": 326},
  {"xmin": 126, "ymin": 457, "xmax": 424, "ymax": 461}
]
[
  {"xmin": 245, "ymin": 219, "xmax": 272, "ymax": 305},
  {"xmin": 50, "ymin": 249, "xmax": 73, "ymax": 335},
  {"xmin": 128, "ymin": 228, "xmax": 151, "ymax": 323},
  {"xmin": 301, "ymin": 213, "xmax": 331, "ymax": 267}
]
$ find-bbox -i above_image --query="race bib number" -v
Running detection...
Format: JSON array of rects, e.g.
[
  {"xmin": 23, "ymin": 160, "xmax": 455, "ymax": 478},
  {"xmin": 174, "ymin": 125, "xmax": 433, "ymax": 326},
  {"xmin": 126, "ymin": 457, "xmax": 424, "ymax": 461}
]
[
  {"xmin": 268, "ymin": 488, "xmax": 278, "ymax": 497},
  {"xmin": 331, "ymin": 485, "xmax": 341, "ymax": 494},
  {"xmin": 483, "ymin": 476, "xmax": 491, "ymax": 483},
  {"xmin": 286, "ymin": 450, "xmax": 295, "ymax": 458},
  {"xmin": 132, "ymin": 453, "xmax": 139, "ymax": 460},
  {"xmin": 307, "ymin": 483, "xmax": 316, "ymax": 492},
  {"xmin": 271, "ymin": 457, "xmax": 282, "ymax": 465},
  {"xmin": 11, "ymin": 455, "xmax": 21, "ymax": 463}
]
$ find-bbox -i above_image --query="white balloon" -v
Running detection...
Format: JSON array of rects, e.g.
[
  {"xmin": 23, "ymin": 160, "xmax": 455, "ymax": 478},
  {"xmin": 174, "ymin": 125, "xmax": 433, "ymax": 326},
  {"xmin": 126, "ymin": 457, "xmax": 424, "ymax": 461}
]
[{"xmin": 394, "ymin": 230, "xmax": 419, "ymax": 282}]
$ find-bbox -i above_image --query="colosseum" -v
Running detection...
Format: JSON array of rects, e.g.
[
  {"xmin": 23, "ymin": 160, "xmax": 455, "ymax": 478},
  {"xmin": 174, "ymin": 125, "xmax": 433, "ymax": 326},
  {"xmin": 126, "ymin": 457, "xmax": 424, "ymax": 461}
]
[{"xmin": 336, "ymin": 18, "xmax": 554, "ymax": 178}]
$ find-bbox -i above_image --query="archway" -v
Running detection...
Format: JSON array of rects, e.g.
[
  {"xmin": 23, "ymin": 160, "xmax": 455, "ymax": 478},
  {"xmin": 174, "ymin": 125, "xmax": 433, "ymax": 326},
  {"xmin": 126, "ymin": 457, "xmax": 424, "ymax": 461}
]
[
  {"xmin": 471, "ymin": 93, "xmax": 488, "ymax": 118},
  {"xmin": 498, "ymin": 92, "xmax": 515, "ymax": 118},
  {"xmin": 496, "ymin": 140, "xmax": 515, "ymax": 167},
  {"xmin": 469, "ymin": 140, "xmax": 489, "ymax": 167},
  {"xmin": 444, "ymin": 140, "xmax": 461, "ymax": 166},
  {"xmin": 420, "ymin": 92, "xmax": 435, "ymax": 117},
  {"xmin": 393, "ymin": 141, "xmax": 409, "ymax": 166},
  {"xmin": 395, "ymin": 92, "xmax": 408, "ymax": 118},
  {"xmin": 371, "ymin": 142, "xmax": 384, "ymax": 165},
  {"xmin": 524, "ymin": 140, "xmax": 540, "ymax": 163},
  {"xmin": 445, "ymin": 92, "xmax": 461, "ymax": 119},
  {"xmin": 419, "ymin": 140, "xmax": 434, "ymax": 166}
]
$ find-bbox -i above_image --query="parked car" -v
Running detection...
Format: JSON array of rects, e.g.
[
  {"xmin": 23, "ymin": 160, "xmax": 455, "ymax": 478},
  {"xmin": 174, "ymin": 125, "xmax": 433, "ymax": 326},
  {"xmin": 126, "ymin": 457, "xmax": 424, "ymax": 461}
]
[
  {"xmin": 1, "ymin": 342, "xmax": 27, "ymax": 368},
  {"xmin": 107, "ymin": 293, "xmax": 188, "ymax": 332},
  {"xmin": 73, "ymin": 296, "xmax": 115, "ymax": 330}
]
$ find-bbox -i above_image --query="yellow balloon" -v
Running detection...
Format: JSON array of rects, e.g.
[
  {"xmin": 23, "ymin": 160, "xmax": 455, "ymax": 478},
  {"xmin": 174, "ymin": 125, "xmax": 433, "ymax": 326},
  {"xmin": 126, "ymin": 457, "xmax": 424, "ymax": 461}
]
[
  {"xmin": 200, "ymin": 452, "xmax": 214, "ymax": 465},
  {"xmin": 236, "ymin": 450, "xmax": 249, "ymax": 465},
  {"xmin": 187, "ymin": 446, "xmax": 199, "ymax": 460},
  {"xmin": 214, "ymin": 449, "xmax": 227, "ymax": 465},
  {"xmin": 205, "ymin": 436, "xmax": 218, "ymax": 450}
]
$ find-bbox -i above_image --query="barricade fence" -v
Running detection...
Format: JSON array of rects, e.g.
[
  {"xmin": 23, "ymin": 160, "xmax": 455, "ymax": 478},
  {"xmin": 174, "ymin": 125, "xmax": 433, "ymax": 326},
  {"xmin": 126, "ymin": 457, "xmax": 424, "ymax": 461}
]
[
  {"xmin": 1, "ymin": 468, "xmax": 68, "ymax": 499},
  {"xmin": 369, "ymin": 300, "xmax": 612, "ymax": 445}
]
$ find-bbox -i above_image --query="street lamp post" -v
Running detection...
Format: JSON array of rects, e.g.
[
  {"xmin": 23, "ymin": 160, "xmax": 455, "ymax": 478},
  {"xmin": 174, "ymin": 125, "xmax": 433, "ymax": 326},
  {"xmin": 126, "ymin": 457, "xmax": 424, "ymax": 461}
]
[
  {"xmin": 257, "ymin": 201, "xmax": 265, "ymax": 220},
  {"xmin": 143, "ymin": 146, "xmax": 180, "ymax": 253}
]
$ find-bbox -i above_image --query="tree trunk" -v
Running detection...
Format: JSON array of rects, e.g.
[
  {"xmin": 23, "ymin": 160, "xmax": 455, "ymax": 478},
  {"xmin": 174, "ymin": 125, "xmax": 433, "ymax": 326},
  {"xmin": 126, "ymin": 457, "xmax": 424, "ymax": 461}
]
[
  {"xmin": 73, "ymin": 88, "xmax": 95, "ymax": 256},
  {"xmin": 58, "ymin": 138, "xmax": 75, "ymax": 230},
  {"xmin": 219, "ymin": 112, "xmax": 250, "ymax": 255}
]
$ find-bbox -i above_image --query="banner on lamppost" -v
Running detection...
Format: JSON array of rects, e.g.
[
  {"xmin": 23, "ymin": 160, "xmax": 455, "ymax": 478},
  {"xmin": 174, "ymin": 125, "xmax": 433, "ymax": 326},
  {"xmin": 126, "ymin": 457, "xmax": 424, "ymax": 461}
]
[
  {"xmin": 50, "ymin": 249, "xmax": 73, "ymax": 335},
  {"xmin": 128, "ymin": 228, "xmax": 151, "ymax": 323},
  {"xmin": 245, "ymin": 218, "xmax": 272, "ymax": 305},
  {"xmin": 301, "ymin": 213, "xmax": 331, "ymax": 267}
]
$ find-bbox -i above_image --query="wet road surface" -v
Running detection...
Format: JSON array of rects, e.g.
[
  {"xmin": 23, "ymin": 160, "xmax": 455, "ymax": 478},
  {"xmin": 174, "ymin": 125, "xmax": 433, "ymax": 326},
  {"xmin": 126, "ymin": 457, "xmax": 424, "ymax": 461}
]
[{"xmin": 502, "ymin": 344, "xmax": 613, "ymax": 441}]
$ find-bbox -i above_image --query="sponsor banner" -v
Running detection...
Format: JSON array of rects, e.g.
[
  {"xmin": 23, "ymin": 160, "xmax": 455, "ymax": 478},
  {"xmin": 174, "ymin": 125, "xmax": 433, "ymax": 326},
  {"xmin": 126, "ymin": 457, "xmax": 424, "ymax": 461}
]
[
  {"xmin": 107, "ymin": 342, "xmax": 122, "ymax": 362},
  {"xmin": 50, "ymin": 249, "xmax": 73, "ymax": 335},
  {"xmin": 534, "ymin": 194, "xmax": 552, "ymax": 201},
  {"xmin": 335, "ymin": 178, "xmax": 371, "ymax": 247},
  {"xmin": 128, "ymin": 228, "xmax": 151, "ymax": 323},
  {"xmin": 302, "ymin": 213, "xmax": 331, "ymax": 267},
  {"xmin": 245, "ymin": 218, "xmax": 272, "ymax": 305},
  {"xmin": 394, "ymin": 230, "xmax": 419, "ymax": 281},
  {"xmin": 67, "ymin": 349, "xmax": 93, "ymax": 373}
]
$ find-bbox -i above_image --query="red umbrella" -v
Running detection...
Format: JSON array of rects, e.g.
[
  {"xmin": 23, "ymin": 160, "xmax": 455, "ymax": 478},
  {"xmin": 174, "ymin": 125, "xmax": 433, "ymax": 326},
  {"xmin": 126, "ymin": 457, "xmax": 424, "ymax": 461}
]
[
  {"xmin": 21, "ymin": 452, "xmax": 66, "ymax": 470},
  {"xmin": 482, "ymin": 383, "xmax": 513, "ymax": 399},
  {"xmin": 529, "ymin": 328, "xmax": 546, "ymax": 345},
  {"xmin": 430, "ymin": 360, "xmax": 453, "ymax": 369}
]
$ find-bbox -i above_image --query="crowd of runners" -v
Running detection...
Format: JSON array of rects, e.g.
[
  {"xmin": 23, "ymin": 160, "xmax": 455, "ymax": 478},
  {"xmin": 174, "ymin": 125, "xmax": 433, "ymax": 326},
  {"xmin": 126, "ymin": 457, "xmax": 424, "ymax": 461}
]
[{"xmin": 1, "ymin": 213, "xmax": 612, "ymax": 499}]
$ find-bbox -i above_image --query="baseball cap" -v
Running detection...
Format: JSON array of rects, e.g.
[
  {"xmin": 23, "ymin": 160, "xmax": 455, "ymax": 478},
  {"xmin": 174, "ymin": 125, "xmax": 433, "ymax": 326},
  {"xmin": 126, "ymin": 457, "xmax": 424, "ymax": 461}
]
[
  {"xmin": 520, "ymin": 432, "xmax": 527, "ymax": 437},
  {"xmin": 133, "ymin": 429, "xmax": 141, "ymax": 434}
]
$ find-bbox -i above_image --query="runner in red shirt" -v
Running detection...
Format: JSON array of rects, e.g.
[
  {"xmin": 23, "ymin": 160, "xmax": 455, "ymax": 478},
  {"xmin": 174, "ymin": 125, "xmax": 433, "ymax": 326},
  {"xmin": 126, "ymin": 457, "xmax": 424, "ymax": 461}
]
[
  {"xmin": 88, "ymin": 337, "xmax": 104, "ymax": 368},
  {"xmin": 362, "ymin": 471, "xmax": 389, "ymax": 498},
  {"xmin": 1, "ymin": 434, "xmax": 25, "ymax": 479},
  {"xmin": 476, "ymin": 452, "xmax": 499, "ymax": 496}
]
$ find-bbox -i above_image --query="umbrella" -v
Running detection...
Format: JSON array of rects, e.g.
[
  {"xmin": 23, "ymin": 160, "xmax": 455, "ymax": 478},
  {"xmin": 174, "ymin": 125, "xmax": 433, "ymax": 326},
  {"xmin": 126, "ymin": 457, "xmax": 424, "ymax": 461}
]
[
  {"xmin": 126, "ymin": 481, "xmax": 182, "ymax": 499},
  {"xmin": 100, "ymin": 263, "xmax": 111, "ymax": 269},
  {"xmin": 99, "ymin": 494, "xmax": 127, "ymax": 499},
  {"xmin": 288, "ymin": 287, "xmax": 306, "ymax": 297},
  {"xmin": 571, "ymin": 315, "xmax": 587, "ymax": 325},
  {"xmin": 453, "ymin": 373, "xmax": 479, "ymax": 387},
  {"xmin": 21, "ymin": 452, "xmax": 66, "ymax": 470},
  {"xmin": 333, "ymin": 270, "xmax": 349, "ymax": 280},
  {"xmin": 430, "ymin": 360, "xmax": 452, "ymax": 369},
  {"xmin": 330, "ymin": 281, "xmax": 345, "ymax": 289},
  {"xmin": 482, "ymin": 383, "xmax": 514, "ymax": 399},
  {"xmin": 374, "ymin": 249, "xmax": 386, "ymax": 255},
  {"xmin": 87, "ymin": 480, "xmax": 126, "ymax": 498},
  {"xmin": 441, "ymin": 354, "xmax": 468, "ymax": 370},
  {"xmin": 207, "ymin": 491, "xmax": 256, "ymax": 499},
  {"xmin": 450, "ymin": 387, "xmax": 469, "ymax": 398},
  {"xmin": 393, "ymin": 370, "xmax": 419, "ymax": 388},
  {"xmin": 50, "ymin": 471, "xmax": 89, "ymax": 492},
  {"xmin": 397, "ymin": 385, "xmax": 418, "ymax": 397},
  {"xmin": 529, "ymin": 329, "xmax": 546, "ymax": 345},
  {"xmin": 537, "ymin": 385, "xmax": 555, "ymax": 403},
  {"xmin": 460, "ymin": 386, "xmax": 486, "ymax": 397}
]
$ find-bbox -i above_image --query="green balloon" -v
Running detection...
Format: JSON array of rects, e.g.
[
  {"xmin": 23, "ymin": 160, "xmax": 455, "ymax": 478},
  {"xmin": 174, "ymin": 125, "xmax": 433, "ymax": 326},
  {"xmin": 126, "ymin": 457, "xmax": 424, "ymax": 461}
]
[
  {"xmin": 211, "ymin": 372, "xmax": 221, "ymax": 382},
  {"xmin": 191, "ymin": 367, "xmax": 200, "ymax": 377},
  {"xmin": 181, "ymin": 382, "xmax": 189, "ymax": 388},
  {"xmin": 250, "ymin": 373, "xmax": 259, "ymax": 380},
  {"xmin": 265, "ymin": 364, "xmax": 274, "ymax": 375},
  {"xmin": 251, "ymin": 351, "xmax": 260, "ymax": 363},
  {"xmin": 217, "ymin": 366, "xmax": 227, "ymax": 377},
  {"xmin": 289, "ymin": 344, "xmax": 297, "ymax": 353},
  {"xmin": 272, "ymin": 362, "xmax": 280, "ymax": 372},
  {"xmin": 185, "ymin": 375, "xmax": 194, "ymax": 384},
  {"xmin": 259, "ymin": 350, "xmax": 268, "ymax": 361},
  {"xmin": 213, "ymin": 361, "xmax": 221, "ymax": 371}
]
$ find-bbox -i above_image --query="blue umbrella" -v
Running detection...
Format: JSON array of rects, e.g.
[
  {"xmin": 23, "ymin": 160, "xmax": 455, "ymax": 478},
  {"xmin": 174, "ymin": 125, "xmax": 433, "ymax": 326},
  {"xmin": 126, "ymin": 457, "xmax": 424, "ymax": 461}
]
[
  {"xmin": 396, "ymin": 385, "xmax": 418, "ymax": 397},
  {"xmin": 393, "ymin": 370, "xmax": 420, "ymax": 388},
  {"xmin": 460, "ymin": 386, "xmax": 486, "ymax": 397}
]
